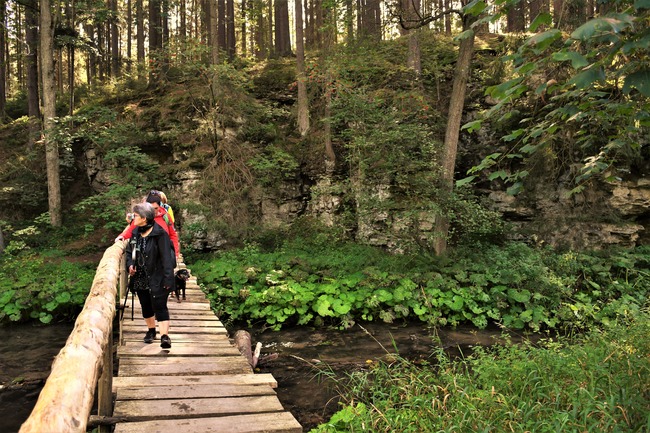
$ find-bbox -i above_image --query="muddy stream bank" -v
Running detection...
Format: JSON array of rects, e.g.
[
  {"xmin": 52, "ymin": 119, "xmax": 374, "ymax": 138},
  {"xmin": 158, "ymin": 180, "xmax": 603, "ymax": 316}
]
[{"xmin": 0, "ymin": 320, "xmax": 530, "ymax": 432}]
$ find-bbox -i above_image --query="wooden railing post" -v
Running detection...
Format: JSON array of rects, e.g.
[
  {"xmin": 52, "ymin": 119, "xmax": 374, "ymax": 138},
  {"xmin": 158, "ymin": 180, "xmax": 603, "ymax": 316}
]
[
  {"xmin": 97, "ymin": 318, "xmax": 113, "ymax": 433},
  {"xmin": 19, "ymin": 242, "xmax": 126, "ymax": 433},
  {"xmin": 119, "ymin": 252, "xmax": 127, "ymax": 345}
]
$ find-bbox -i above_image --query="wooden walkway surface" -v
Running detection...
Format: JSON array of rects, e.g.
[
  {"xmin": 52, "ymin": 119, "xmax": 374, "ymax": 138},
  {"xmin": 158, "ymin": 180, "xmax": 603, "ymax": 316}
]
[{"xmin": 113, "ymin": 262, "xmax": 302, "ymax": 433}]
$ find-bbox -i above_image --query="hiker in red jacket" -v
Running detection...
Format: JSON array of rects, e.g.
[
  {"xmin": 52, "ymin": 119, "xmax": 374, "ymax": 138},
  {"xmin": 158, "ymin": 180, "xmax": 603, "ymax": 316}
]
[{"xmin": 115, "ymin": 190, "xmax": 180, "ymax": 259}]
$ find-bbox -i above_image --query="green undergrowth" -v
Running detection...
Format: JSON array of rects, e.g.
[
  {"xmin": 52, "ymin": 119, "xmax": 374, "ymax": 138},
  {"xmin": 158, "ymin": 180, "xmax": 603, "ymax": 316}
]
[
  {"xmin": 310, "ymin": 312, "xmax": 650, "ymax": 432},
  {"xmin": 192, "ymin": 240, "xmax": 650, "ymax": 331},
  {"xmin": 0, "ymin": 251, "xmax": 96, "ymax": 324}
]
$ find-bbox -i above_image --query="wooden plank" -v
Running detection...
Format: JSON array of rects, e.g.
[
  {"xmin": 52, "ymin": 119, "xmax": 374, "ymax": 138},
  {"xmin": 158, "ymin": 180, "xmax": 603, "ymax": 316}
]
[
  {"xmin": 114, "ymin": 411, "xmax": 301, "ymax": 433},
  {"xmin": 114, "ymin": 411, "xmax": 302, "ymax": 433},
  {"xmin": 117, "ymin": 358, "xmax": 252, "ymax": 376},
  {"xmin": 122, "ymin": 320, "xmax": 224, "ymax": 328},
  {"xmin": 121, "ymin": 332, "xmax": 229, "ymax": 342},
  {"xmin": 120, "ymin": 355, "xmax": 246, "ymax": 365},
  {"xmin": 119, "ymin": 343, "xmax": 242, "ymax": 357},
  {"xmin": 113, "ymin": 395, "xmax": 285, "ymax": 420},
  {"xmin": 113, "ymin": 374, "xmax": 278, "ymax": 389},
  {"xmin": 115, "ymin": 383, "xmax": 276, "ymax": 400},
  {"xmin": 122, "ymin": 339, "xmax": 233, "ymax": 348}
]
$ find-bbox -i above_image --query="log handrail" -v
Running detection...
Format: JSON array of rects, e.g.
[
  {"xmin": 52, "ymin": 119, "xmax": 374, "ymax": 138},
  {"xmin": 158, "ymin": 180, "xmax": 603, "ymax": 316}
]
[{"xmin": 19, "ymin": 241, "xmax": 126, "ymax": 433}]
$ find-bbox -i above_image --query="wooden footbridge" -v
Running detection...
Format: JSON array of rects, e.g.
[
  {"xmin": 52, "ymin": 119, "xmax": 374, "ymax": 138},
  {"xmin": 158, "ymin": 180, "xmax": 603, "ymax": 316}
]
[{"xmin": 19, "ymin": 242, "xmax": 302, "ymax": 433}]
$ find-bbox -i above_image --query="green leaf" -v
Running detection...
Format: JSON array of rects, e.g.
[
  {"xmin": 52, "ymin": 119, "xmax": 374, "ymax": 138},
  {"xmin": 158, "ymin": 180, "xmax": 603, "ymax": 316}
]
[
  {"xmin": 523, "ymin": 30, "xmax": 562, "ymax": 52},
  {"xmin": 462, "ymin": 119, "xmax": 482, "ymax": 132},
  {"xmin": 456, "ymin": 30, "xmax": 475, "ymax": 41},
  {"xmin": 455, "ymin": 176, "xmax": 476, "ymax": 188},
  {"xmin": 622, "ymin": 70, "xmax": 650, "ymax": 96},
  {"xmin": 508, "ymin": 289, "xmax": 531, "ymax": 303},
  {"xmin": 488, "ymin": 170, "xmax": 508, "ymax": 181},
  {"xmin": 571, "ymin": 16, "xmax": 633, "ymax": 41},
  {"xmin": 529, "ymin": 12, "xmax": 552, "ymax": 32},
  {"xmin": 568, "ymin": 66, "xmax": 605, "ymax": 89},
  {"xmin": 635, "ymin": 0, "xmax": 650, "ymax": 10},
  {"xmin": 551, "ymin": 51, "xmax": 589, "ymax": 69},
  {"xmin": 463, "ymin": 0, "xmax": 487, "ymax": 16},
  {"xmin": 445, "ymin": 295, "xmax": 464, "ymax": 312},
  {"xmin": 314, "ymin": 296, "xmax": 334, "ymax": 317},
  {"xmin": 506, "ymin": 182, "xmax": 523, "ymax": 195},
  {"xmin": 487, "ymin": 77, "xmax": 525, "ymax": 100},
  {"xmin": 502, "ymin": 128, "xmax": 525, "ymax": 142}
]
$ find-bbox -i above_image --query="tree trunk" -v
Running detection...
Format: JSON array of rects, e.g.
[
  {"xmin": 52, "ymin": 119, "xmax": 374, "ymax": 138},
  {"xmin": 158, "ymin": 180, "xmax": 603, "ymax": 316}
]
[
  {"xmin": 226, "ymin": 0, "xmax": 235, "ymax": 58},
  {"xmin": 218, "ymin": 0, "xmax": 226, "ymax": 51},
  {"xmin": 433, "ymin": 19, "xmax": 475, "ymax": 256},
  {"xmin": 210, "ymin": 0, "xmax": 219, "ymax": 64},
  {"xmin": 240, "ymin": 0, "xmax": 247, "ymax": 56},
  {"xmin": 25, "ymin": 0, "xmax": 40, "ymax": 150},
  {"xmin": 149, "ymin": 0, "xmax": 162, "ymax": 82},
  {"xmin": 67, "ymin": 0, "xmax": 75, "ymax": 117},
  {"xmin": 295, "ymin": 0, "xmax": 309, "ymax": 135},
  {"xmin": 344, "ymin": 0, "xmax": 353, "ymax": 43},
  {"xmin": 0, "ymin": 0, "xmax": 6, "ymax": 121},
  {"xmin": 127, "ymin": 0, "xmax": 132, "ymax": 72},
  {"xmin": 111, "ymin": 0, "xmax": 120, "ymax": 76},
  {"xmin": 41, "ymin": 0, "xmax": 62, "ymax": 227},
  {"xmin": 506, "ymin": 0, "xmax": 525, "ymax": 32},
  {"xmin": 136, "ymin": 0, "xmax": 144, "ymax": 65},
  {"xmin": 267, "ymin": 0, "xmax": 273, "ymax": 57},
  {"xmin": 274, "ymin": 0, "xmax": 291, "ymax": 56}
]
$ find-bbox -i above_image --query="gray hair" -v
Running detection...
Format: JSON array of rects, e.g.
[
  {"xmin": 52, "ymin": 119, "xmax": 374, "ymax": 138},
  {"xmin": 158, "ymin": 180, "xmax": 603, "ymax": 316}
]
[{"xmin": 133, "ymin": 202, "xmax": 156, "ymax": 223}]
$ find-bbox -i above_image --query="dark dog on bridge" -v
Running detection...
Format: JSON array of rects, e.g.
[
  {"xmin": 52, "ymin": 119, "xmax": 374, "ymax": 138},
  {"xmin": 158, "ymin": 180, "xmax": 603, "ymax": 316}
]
[{"xmin": 173, "ymin": 269, "xmax": 191, "ymax": 302}]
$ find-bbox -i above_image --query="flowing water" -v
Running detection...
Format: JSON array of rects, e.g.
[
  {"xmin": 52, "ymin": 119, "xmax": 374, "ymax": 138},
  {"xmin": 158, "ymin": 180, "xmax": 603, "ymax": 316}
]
[
  {"xmin": 0, "ymin": 322, "xmax": 74, "ymax": 433},
  {"xmin": 0, "ymin": 320, "xmax": 533, "ymax": 432}
]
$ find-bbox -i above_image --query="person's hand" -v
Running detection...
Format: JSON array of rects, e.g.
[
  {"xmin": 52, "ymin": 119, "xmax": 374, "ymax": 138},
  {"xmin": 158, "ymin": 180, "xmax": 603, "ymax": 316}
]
[
  {"xmin": 115, "ymin": 235, "xmax": 124, "ymax": 243},
  {"xmin": 129, "ymin": 265, "xmax": 136, "ymax": 276}
]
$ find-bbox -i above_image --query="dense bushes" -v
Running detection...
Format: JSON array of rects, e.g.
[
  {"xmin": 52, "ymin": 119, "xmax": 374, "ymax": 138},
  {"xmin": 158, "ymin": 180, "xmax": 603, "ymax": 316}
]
[
  {"xmin": 0, "ymin": 252, "xmax": 95, "ymax": 324},
  {"xmin": 193, "ymin": 239, "xmax": 650, "ymax": 332}
]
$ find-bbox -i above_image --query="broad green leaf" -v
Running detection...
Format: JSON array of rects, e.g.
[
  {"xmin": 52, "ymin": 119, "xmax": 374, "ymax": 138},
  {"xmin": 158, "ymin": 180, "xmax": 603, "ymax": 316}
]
[
  {"xmin": 529, "ymin": 12, "xmax": 552, "ymax": 32},
  {"xmin": 462, "ymin": 119, "xmax": 482, "ymax": 132},
  {"xmin": 456, "ymin": 176, "xmax": 476, "ymax": 188},
  {"xmin": 568, "ymin": 66, "xmax": 605, "ymax": 89},
  {"xmin": 445, "ymin": 295, "xmax": 464, "ymax": 312},
  {"xmin": 502, "ymin": 129, "xmax": 525, "ymax": 142},
  {"xmin": 487, "ymin": 77, "xmax": 525, "ymax": 100},
  {"xmin": 506, "ymin": 182, "xmax": 523, "ymax": 195},
  {"xmin": 571, "ymin": 16, "xmax": 633, "ymax": 41},
  {"xmin": 488, "ymin": 170, "xmax": 509, "ymax": 181},
  {"xmin": 635, "ymin": 0, "xmax": 650, "ymax": 10},
  {"xmin": 622, "ymin": 70, "xmax": 650, "ymax": 96},
  {"xmin": 551, "ymin": 50, "xmax": 589, "ymax": 69},
  {"xmin": 523, "ymin": 30, "xmax": 562, "ymax": 52},
  {"xmin": 508, "ymin": 288, "xmax": 531, "ymax": 303},
  {"xmin": 456, "ymin": 30, "xmax": 475, "ymax": 41},
  {"xmin": 463, "ymin": 0, "xmax": 487, "ymax": 16}
]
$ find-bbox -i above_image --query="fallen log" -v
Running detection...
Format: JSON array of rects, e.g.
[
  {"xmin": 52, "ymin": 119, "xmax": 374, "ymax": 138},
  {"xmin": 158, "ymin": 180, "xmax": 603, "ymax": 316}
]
[{"xmin": 233, "ymin": 330, "xmax": 254, "ymax": 367}]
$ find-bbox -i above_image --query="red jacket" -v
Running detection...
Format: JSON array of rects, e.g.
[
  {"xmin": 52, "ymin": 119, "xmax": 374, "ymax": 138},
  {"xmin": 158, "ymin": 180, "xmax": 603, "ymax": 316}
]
[{"xmin": 119, "ymin": 207, "xmax": 180, "ymax": 256}]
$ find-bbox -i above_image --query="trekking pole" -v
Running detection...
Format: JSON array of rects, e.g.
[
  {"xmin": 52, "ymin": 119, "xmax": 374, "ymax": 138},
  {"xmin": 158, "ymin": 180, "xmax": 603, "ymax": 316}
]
[{"xmin": 120, "ymin": 286, "xmax": 129, "ymax": 321}]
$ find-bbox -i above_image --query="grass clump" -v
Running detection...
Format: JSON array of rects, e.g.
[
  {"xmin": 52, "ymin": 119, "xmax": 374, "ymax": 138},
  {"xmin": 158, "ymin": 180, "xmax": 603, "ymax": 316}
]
[{"xmin": 311, "ymin": 312, "xmax": 650, "ymax": 432}]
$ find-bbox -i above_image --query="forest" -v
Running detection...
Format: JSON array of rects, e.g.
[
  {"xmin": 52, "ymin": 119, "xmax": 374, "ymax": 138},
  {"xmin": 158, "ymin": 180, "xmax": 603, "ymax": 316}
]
[{"xmin": 0, "ymin": 0, "xmax": 649, "ymax": 430}]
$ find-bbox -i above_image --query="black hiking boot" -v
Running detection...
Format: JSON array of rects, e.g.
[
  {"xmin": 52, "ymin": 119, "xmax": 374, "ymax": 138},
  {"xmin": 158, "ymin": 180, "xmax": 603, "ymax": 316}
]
[
  {"xmin": 144, "ymin": 329, "xmax": 156, "ymax": 344},
  {"xmin": 160, "ymin": 334, "xmax": 172, "ymax": 349}
]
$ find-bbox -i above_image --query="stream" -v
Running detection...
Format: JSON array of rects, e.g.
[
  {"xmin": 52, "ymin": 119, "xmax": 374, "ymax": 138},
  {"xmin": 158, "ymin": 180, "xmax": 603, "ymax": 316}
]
[{"xmin": 0, "ymin": 320, "xmax": 532, "ymax": 432}]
